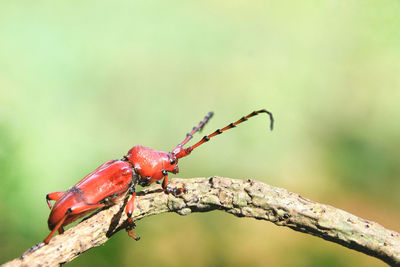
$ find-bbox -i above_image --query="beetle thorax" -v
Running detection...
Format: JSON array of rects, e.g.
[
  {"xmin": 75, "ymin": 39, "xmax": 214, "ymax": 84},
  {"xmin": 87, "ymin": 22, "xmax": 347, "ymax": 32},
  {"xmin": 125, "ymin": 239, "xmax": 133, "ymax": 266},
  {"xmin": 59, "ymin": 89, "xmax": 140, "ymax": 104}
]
[{"xmin": 125, "ymin": 146, "xmax": 179, "ymax": 183}]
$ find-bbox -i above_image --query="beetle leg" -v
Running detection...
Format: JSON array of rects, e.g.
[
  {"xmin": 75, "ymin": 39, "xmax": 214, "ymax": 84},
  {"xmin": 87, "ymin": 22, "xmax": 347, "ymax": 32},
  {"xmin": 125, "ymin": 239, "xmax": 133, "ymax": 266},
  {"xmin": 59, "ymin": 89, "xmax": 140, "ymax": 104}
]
[
  {"xmin": 125, "ymin": 189, "xmax": 140, "ymax": 241},
  {"xmin": 46, "ymin": 191, "xmax": 65, "ymax": 209},
  {"xmin": 44, "ymin": 203, "xmax": 105, "ymax": 244},
  {"xmin": 162, "ymin": 174, "xmax": 187, "ymax": 196},
  {"xmin": 68, "ymin": 203, "xmax": 106, "ymax": 215},
  {"xmin": 43, "ymin": 213, "xmax": 68, "ymax": 244},
  {"xmin": 127, "ymin": 228, "xmax": 140, "ymax": 241},
  {"xmin": 21, "ymin": 242, "xmax": 45, "ymax": 258},
  {"xmin": 125, "ymin": 192, "xmax": 136, "ymax": 223}
]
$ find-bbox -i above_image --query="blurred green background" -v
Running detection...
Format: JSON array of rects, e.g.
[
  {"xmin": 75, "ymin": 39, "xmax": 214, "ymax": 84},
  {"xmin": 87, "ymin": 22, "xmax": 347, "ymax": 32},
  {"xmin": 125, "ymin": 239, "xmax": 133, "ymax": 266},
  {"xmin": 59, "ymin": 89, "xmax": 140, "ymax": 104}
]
[{"xmin": 1, "ymin": 0, "xmax": 399, "ymax": 266}]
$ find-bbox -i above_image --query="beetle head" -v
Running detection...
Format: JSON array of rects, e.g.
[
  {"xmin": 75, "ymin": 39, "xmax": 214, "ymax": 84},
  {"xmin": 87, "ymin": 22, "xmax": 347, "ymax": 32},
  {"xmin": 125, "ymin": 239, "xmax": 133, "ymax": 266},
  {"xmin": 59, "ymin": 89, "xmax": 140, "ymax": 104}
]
[{"xmin": 165, "ymin": 152, "xmax": 179, "ymax": 174}]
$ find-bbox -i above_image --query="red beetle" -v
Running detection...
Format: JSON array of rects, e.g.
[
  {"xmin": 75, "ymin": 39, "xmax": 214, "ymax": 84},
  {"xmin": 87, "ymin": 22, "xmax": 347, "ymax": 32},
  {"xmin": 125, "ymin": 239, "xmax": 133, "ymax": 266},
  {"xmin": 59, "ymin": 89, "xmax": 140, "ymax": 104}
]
[{"xmin": 25, "ymin": 109, "xmax": 273, "ymax": 255}]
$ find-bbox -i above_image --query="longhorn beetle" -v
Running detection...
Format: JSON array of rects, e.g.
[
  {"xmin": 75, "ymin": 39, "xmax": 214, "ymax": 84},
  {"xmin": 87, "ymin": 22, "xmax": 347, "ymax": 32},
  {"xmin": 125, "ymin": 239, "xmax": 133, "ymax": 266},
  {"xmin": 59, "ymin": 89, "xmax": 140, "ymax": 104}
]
[{"xmin": 24, "ymin": 109, "xmax": 273, "ymax": 255}]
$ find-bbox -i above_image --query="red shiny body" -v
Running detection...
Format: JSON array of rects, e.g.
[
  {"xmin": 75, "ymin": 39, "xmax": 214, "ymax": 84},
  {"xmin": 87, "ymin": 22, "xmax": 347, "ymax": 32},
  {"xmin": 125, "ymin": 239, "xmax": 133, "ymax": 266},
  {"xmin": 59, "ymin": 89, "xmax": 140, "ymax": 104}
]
[
  {"xmin": 125, "ymin": 146, "xmax": 179, "ymax": 184},
  {"xmin": 48, "ymin": 160, "xmax": 133, "ymax": 230},
  {"xmin": 36, "ymin": 109, "xmax": 273, "ymax": 250}
]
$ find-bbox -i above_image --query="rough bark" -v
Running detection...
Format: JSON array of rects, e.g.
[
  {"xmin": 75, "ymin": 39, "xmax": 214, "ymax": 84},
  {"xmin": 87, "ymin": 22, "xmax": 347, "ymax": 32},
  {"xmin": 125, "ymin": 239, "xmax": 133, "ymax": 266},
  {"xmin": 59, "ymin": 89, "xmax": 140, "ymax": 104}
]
[{"xmin": 3, "ymin": 177, "xmax": 400, "ymax": 267}]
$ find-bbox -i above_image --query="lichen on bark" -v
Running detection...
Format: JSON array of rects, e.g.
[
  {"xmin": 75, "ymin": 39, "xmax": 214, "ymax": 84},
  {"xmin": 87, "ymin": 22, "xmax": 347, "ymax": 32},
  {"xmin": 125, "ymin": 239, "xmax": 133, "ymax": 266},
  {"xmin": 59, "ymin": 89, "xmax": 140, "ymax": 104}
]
[{"xmin": 3, "ymin": 177, "xmax": 400, "ymax": 267}]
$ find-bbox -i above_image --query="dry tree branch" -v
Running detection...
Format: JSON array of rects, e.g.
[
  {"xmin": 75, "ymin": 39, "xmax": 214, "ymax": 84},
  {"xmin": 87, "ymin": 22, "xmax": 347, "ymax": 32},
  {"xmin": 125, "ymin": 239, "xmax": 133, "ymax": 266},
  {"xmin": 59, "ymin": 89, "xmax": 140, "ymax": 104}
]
[{"xmin": 3, "ymin": 177, "xmax": 400, "ymax": 267}]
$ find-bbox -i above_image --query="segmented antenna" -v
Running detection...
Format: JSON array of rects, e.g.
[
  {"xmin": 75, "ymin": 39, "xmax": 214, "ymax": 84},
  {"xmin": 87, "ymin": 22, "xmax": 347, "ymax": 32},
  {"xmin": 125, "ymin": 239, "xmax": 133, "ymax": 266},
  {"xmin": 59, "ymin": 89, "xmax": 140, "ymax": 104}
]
[
  {"xmin": 174, "ymin": 109, "xmax": 274, "ymax": 159},
  {"xmin": 171, "ymin": 112, "xmax": 214, "ymax": 155}
]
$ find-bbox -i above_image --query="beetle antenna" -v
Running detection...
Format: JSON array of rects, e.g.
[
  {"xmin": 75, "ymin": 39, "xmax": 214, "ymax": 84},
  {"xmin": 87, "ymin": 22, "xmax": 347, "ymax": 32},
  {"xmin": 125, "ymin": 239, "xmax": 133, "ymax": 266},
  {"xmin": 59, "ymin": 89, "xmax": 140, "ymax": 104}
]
[
  {"xmin": 171, "ymin": 112, "xmax": 214, "ymax": 155},
  {"xmin": 174, "ymin": 109, "xmax": 274, "ymax": 159}
]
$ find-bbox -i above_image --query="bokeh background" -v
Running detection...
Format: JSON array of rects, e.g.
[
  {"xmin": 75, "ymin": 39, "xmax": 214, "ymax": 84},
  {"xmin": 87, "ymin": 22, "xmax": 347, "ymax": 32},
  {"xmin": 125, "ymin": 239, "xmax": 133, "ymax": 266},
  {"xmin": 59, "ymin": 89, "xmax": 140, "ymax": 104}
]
[{"xmin": 1, "ymin": 1, "xmax": 399, "ymax": 266}]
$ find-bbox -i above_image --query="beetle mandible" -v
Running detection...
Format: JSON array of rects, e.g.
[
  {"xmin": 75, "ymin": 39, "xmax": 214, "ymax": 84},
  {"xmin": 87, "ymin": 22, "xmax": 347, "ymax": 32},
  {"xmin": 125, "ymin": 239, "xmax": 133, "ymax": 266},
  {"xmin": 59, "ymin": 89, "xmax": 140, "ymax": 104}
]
[{"xmin": 27, "ymin": 109, "xmax": 273, "ymax": 254}]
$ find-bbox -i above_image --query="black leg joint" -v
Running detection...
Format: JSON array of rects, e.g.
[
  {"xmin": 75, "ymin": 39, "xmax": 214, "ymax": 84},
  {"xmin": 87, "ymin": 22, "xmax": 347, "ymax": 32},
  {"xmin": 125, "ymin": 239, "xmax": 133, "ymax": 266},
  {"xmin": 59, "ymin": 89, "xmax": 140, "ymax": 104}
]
[{"xmin": 128, "ymin": 187, "xmax": 136, "ymax": 195}]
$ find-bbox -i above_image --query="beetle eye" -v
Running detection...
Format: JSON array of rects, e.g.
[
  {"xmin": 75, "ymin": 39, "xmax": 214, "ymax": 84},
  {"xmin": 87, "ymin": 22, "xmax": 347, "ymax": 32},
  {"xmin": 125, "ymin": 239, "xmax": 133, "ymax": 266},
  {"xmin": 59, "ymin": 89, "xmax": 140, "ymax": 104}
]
[{"xmin": 170, "ymin": 159, "xmax": 176, "ymax": 165}]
